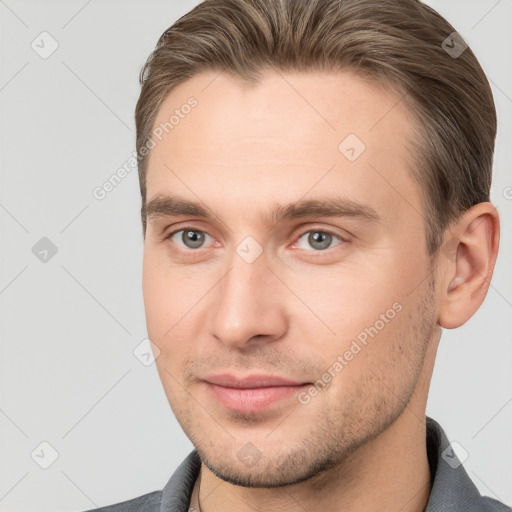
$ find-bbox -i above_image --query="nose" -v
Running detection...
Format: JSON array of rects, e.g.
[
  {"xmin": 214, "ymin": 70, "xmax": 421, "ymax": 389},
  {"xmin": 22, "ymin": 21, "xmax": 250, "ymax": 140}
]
[{"xmin": 208, "ymin": 251, "xmax": 288, "ymax": 350}]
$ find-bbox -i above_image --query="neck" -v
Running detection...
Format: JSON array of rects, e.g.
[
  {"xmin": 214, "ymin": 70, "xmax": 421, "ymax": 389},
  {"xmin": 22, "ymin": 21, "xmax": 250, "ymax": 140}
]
[
  {"xmin": 190, "ymin": 329, "xmax": 441, "ymax": 512},
  {"xmin": 191, "ymin": 410, "xmax": 432, "ymax": 512}
]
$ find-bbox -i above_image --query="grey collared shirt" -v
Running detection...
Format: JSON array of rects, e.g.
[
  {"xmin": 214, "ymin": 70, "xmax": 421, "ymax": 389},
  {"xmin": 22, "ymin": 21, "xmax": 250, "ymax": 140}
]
[{"xmin": 83, "ymin": 417, "xmax": 511, "ymax": 511}]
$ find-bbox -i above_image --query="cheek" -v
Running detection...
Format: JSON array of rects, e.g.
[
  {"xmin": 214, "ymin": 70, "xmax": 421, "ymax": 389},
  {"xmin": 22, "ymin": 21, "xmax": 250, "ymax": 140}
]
[
  {"xmin": 320, "ymin": 298, "xmax": 425, "ymax": 417},
  {"xmin": 142, "ymin": 257, "xmax": 166, "ymax": 336},
  {"xmin": 143, "ymin": 252, "xmax": 178, "ymax": 343},
  {"xmin": 142, "ymin": 251, "xmax": 215, "ymax": 345},
  {"xmin": 287, "ymin": 261, "xmax": 419, "ymax": 392},
  {"xmin": 292, "ymin": 264, "xmax": 403, "ymax": 341}
]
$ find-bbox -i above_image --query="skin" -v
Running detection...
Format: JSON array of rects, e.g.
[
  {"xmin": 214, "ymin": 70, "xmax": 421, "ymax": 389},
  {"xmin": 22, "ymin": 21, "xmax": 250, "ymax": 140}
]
[{"xmin": 142, "ymin": 70, "xmax": 499, "ymax": 512}]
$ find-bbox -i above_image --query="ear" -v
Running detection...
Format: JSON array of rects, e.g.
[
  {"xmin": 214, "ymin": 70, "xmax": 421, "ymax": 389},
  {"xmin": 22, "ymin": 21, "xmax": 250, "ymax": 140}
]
[{"xmin": 437, "ymin": 202, "xmax": 500, "ymax": 329}]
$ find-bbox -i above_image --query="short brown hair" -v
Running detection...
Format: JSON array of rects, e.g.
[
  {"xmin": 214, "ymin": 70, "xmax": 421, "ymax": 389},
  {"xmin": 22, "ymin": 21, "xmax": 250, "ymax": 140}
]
[{"xmin": 135, "ymin": 0, "xmax": 496, "ymax": 254}]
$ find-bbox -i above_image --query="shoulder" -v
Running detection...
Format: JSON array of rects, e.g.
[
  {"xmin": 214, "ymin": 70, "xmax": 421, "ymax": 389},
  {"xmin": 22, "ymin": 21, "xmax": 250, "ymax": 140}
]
[
  {"xmin": 426, "ymin": 417, "xmax": 511, "ymax": 512},
  {"xmin": 77, "ymin": 449, "xmax": 201, "ymax": 512},
  {"xmin": 81, "ymin": 490, "xmax": 162, "ymax": 512},
  {"xmin": 478, "ymin": 497, "xmax": 512, "ymax": 512}
]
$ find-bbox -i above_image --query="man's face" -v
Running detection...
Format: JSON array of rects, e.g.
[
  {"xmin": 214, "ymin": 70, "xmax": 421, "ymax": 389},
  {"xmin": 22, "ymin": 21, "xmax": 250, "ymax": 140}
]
[{"xmin": 142, "ymin": 71, "xmax": 439, "ymax": 486}]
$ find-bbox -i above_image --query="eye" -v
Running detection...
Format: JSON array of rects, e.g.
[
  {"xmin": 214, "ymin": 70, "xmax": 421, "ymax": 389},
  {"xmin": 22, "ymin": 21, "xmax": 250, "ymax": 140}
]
[
  {"xmin": 167, "ymin": 228, "xmax": 213, "ymax": 249},
  {"xmin": 295, "ymin": 230, "xmax": 345, "ymax": 251}
]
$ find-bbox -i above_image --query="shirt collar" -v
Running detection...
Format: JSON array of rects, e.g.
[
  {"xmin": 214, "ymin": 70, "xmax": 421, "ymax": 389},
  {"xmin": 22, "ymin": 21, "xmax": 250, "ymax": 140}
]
[
  {"xmin": 424, "ymin": 416, "xmax": 491, "ymax": 511},
  {"xmin": 159, "ymin": 416, "xmax": 498, "ymax": 511}
]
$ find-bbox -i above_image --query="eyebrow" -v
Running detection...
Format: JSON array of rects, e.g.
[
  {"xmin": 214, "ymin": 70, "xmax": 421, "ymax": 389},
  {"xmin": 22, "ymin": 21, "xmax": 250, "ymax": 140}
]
[{"xmin": 144, "ymin": 194, "xmax": 380, "ymax": 226}]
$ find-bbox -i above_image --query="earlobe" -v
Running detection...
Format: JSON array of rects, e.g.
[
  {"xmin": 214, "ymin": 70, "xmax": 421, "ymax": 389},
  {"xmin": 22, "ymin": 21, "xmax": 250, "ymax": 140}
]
[{"xmin": 438, "ymin": 202, "xmax": 499, "ymax": 329}]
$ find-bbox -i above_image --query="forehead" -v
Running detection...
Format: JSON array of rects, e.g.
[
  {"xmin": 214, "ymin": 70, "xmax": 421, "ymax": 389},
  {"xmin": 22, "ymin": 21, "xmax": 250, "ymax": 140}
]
[
  {"xmin": 149, "ymin": 70, "xmax": 414, "ymax": 156},
  {"xmin": 145, "ymin": 70, "xmax": 421, "ymax": 227}
]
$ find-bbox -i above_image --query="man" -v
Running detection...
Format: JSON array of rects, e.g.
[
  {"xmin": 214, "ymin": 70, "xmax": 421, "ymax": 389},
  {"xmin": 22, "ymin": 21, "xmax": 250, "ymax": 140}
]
[{"xmin": 85, "ymin": 0, "xmax": 510, "ymax": 510}]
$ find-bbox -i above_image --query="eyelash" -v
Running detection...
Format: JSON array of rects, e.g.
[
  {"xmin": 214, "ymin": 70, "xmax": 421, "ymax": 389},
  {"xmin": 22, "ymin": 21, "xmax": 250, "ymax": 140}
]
[{"xmin": 163, "ymin": 226, "xmax": 349, "ymax": 252}]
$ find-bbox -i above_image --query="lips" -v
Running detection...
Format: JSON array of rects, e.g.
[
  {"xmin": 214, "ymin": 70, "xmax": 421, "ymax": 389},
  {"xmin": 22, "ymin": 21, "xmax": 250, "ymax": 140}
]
[
  {"xmin": 204, "ymin": 373, "xmax": 307, "ymax": 388},
  {"xmin": 202, "ymin": 373, "xmax": 311, "ymax": 413}
]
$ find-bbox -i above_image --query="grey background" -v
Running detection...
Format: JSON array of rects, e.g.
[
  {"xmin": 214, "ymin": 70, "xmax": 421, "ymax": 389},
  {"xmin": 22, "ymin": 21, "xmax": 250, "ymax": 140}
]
[{"xmin": 0, "ymin": 1, "xmax": 511, "ymax": 510}]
